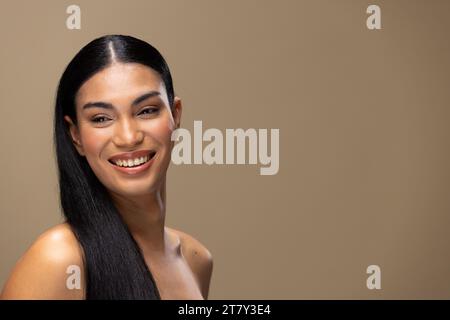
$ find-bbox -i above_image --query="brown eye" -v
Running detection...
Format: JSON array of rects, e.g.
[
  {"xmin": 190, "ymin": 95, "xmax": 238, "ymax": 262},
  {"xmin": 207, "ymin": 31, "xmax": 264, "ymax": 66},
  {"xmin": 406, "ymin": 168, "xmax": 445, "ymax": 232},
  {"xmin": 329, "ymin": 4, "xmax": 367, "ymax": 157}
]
[
  {"xmin": 139, "ymin": 107, "xmax": 159, "ymax": 116},
  {"xmin": 92, "ymin": 116, "xmax": 110, "ymax": 123}
]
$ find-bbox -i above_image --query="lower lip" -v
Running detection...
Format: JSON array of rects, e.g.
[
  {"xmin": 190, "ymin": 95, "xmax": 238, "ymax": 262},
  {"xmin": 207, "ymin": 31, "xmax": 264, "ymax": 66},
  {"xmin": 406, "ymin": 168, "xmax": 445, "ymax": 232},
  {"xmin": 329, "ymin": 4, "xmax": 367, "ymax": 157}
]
[{"xmin": 109, "ymin": 154, "xmax": 155, "ymax": 175}]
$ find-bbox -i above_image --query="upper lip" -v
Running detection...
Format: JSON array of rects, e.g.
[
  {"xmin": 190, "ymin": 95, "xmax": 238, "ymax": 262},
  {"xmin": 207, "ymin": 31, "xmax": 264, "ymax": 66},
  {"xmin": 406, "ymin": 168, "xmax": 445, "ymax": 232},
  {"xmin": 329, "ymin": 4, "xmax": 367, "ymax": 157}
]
[{"xmin": 108, "ymin": 149, "xmax": 155, "ymax": 163}]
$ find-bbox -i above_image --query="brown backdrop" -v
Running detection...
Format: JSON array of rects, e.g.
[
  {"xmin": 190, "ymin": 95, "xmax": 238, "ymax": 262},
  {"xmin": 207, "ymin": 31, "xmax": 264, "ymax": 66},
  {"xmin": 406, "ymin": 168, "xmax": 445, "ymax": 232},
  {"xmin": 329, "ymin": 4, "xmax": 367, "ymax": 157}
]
[{"xmin": 1, "ymin": 0, "xmax": 450, "ymax": 299}]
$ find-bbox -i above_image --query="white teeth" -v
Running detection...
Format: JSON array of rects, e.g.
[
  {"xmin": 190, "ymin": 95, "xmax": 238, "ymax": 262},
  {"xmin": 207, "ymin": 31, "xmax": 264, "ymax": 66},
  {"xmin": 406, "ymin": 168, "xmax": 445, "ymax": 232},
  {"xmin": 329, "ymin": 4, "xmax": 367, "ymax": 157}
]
[{"xmin": 112, "ymin": 154, "xmax": 151, "ymax": 167}]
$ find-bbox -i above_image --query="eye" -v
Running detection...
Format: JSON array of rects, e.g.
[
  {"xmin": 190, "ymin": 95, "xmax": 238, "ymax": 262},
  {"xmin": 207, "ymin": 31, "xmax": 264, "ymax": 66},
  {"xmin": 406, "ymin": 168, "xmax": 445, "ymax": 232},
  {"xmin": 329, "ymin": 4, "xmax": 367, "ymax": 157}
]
[
  {"xmin": 139, "ymin": 107, "xmax": 159, "ymax": 116},
  {"xmin": 91, "ymin": 116, "xmax": 111, "ymax": 123}
]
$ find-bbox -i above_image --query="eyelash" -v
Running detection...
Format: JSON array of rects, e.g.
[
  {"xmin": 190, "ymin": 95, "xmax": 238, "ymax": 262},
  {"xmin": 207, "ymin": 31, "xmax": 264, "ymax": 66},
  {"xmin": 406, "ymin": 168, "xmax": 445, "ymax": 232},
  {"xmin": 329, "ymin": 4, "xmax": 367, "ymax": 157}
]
[{"xmin": 91, "ymin": 107, "xmax": 159, "ymax": 123}]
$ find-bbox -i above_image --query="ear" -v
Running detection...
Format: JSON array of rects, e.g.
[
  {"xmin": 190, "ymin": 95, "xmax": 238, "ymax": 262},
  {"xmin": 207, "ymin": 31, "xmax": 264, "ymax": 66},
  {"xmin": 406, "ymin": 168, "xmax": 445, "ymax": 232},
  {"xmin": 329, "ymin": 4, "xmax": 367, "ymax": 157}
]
[
  {"xmin": 64, "ymin": 115, "xmax": 85, "ymax": 156},
  {"xmin": 171, "ymin": 96, "xmax": 182, "ymax": 129}
]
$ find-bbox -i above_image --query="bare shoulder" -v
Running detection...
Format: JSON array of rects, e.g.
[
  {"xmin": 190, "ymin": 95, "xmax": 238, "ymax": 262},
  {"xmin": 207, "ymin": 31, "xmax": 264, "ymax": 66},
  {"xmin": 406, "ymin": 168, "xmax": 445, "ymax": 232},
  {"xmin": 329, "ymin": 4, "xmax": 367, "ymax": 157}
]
[
  {"xmin": 0, "ymin": 223, "xmax": 85, "ymax": 300},
  {"xmin": 170, "ymin": 227, "xmax": 213, "ymax": 262},
  {"xmin": 168, "ymin": 227, "xmax": 214, "ymax": 298}
]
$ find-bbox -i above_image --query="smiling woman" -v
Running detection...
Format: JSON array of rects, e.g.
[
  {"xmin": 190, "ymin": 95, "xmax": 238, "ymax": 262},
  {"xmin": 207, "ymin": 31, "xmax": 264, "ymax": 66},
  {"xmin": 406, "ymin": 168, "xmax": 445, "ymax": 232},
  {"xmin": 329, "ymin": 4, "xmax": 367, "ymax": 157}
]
[{"xmin": 0, "ymin": 35, "xmax": 213, "ymax": 300}]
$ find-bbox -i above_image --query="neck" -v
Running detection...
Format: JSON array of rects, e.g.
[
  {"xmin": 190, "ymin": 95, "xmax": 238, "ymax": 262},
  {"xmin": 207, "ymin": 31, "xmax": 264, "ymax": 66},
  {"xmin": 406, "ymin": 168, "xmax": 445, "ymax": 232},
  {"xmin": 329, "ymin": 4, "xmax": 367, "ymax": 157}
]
[{"xmin": 109, "ymin": 179, "xmax": 168, "ymax": 253}]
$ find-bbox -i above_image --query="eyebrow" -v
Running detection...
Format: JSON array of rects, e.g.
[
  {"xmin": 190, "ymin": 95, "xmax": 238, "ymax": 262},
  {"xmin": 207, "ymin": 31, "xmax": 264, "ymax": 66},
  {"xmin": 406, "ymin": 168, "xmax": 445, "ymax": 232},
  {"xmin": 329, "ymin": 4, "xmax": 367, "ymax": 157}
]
[{"xmin": 82, "ymin": 91, "xmax": 161, "ymax": 111}]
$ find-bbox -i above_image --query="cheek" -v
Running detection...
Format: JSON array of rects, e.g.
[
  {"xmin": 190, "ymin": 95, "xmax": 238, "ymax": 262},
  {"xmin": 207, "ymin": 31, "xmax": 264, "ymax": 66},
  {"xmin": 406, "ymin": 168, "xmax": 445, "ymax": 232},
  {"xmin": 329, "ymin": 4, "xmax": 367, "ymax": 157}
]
[
  {"xmin": 146, "ymin": 116, "xmax": 175, "ymax": 171},
  {"xmin": 80, "ymin": 127, "xmax": 109, "ymax": 159},
  {"xmin": 148, "ymin": 116, "xmax": 175, "ymax": 147}
]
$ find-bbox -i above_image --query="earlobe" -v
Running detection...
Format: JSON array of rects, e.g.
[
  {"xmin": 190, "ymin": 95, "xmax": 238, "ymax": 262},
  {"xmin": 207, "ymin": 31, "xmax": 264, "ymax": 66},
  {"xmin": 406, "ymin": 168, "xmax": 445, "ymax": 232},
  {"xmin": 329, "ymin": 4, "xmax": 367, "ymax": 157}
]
[{"xmin": 63, "ymin": 115, "xmax": 85, "ymax": 156}]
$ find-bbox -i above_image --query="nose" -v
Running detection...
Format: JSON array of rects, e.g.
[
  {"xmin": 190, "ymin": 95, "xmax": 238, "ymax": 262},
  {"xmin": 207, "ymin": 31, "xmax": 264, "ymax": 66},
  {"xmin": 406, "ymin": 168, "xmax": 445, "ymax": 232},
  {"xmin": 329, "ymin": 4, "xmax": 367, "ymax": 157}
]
[{"xmin": 112, "ymin": 118, "xmax": 144, "ymax": 148}]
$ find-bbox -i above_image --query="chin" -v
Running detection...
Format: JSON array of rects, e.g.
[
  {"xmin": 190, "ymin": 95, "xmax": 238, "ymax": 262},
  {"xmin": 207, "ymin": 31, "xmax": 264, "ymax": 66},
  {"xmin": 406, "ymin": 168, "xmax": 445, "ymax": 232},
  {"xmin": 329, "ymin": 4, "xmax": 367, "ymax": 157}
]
[{"xmin": 111, "ymin": 176, "xmax": 163, "ymax": 197}]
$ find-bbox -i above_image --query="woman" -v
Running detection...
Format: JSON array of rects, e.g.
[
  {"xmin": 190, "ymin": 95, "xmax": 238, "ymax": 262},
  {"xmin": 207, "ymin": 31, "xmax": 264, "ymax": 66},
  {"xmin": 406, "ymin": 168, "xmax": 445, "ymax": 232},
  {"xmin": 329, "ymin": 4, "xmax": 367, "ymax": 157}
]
[{"xmin": 1, "ymin": 35, "xmax": 213, "ymax": 300}]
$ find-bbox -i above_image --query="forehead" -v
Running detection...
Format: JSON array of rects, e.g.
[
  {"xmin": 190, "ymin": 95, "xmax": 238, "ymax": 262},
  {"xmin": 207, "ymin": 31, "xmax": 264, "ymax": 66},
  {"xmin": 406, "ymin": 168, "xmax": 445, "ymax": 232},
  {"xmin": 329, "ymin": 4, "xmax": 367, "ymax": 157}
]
[{"xmin": 75, "ymin": 62, "xmax": 167, "ymax": 108}]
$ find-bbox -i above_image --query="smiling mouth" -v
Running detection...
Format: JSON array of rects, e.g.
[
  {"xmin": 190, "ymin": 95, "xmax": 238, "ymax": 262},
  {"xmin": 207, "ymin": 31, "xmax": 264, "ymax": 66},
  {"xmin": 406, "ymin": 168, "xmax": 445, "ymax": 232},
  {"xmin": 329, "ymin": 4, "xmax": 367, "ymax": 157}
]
[{"xmin": 108, "ymin": 151, "xmax": 156, "ymax": 168}]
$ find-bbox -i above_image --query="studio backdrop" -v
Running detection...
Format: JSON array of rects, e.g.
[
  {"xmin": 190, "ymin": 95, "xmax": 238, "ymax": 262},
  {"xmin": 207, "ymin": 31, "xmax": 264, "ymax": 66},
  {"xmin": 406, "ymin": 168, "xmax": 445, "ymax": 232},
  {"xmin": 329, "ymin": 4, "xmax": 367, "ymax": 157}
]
[{"xmin": 1, "ymin": 0, "xmax": 450, "ymax": 299}]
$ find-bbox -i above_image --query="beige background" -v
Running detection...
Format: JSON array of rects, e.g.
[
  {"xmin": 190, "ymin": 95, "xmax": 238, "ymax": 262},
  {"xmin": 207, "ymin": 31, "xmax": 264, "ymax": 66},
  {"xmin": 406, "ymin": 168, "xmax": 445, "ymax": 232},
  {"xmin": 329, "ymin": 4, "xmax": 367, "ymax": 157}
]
[{"xmin": 1, "ymin": 0, "xmax": 450, "ymax": 299}]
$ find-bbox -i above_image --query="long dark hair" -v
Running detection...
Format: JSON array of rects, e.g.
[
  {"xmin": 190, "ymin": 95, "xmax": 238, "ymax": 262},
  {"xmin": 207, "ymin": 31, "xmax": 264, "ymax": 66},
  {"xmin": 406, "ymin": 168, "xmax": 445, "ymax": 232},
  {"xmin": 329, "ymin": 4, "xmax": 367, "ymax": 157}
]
[{"xmin": 53, "ymin": 35, "xmax": 175, "ymax": 299}]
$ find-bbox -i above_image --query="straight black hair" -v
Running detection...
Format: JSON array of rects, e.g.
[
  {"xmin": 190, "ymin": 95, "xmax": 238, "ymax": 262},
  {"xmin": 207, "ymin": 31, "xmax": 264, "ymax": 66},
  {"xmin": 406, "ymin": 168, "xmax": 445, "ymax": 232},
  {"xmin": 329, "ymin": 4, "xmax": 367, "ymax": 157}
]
[{"xmin": 53, "ymin": 35, "xmax": 175, "ymax": 299}]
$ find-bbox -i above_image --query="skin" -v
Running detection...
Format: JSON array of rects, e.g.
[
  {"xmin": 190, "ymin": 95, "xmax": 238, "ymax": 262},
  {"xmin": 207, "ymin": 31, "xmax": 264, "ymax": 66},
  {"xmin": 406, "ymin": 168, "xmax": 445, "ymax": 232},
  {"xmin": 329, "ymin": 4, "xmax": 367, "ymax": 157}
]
[{"xmin": 1, "ymin": 62, "xmax": 213, "ymax": 300}]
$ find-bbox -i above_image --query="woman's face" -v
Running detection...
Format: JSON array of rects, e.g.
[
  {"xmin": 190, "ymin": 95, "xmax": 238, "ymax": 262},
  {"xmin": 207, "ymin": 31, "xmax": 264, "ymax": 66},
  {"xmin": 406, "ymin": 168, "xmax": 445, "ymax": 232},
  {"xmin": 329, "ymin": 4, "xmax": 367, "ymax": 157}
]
[{"xmin": 64, "ymin": 62, "xmax": 182, "ymax": 198}]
